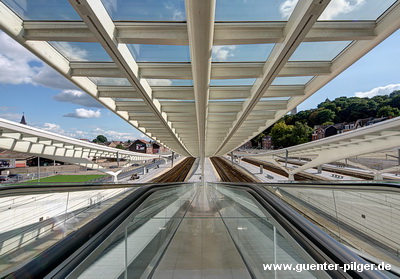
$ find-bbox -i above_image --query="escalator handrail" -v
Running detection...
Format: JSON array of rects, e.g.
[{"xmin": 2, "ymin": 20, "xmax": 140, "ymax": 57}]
[
  {"xmin": 219, "ymin": 183, "xmax": 388, "ymax": 279},
  {"xmin": 5, "ymin": 182, "xmax": 186, "ymax": 279}
]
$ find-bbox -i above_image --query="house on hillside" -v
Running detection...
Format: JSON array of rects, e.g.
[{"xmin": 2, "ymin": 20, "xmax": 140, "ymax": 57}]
[
  {"xmin": 311, "ymin": 126, "xmax": 325, "ymax": 141},
  {"xmin": 262, "ymin": 136, "xmax": 273, "ymax": 149},
  {"xmin": 366, "ymin": 117, "xmax": 388, "ymax": 126},
  {"xmin": 128, "ymin": 139, "xmax": 153, "ymax": 154},
  {"xmin": 311, "ymin": 117, "xmax": 390, "ymax": 141},
  {"xmin": 107, "ymin": 141, "xmax": 123, "ymax": 148},
  {"xmin": 355, "ymin": 118, "xmax": 371, "ymax": 129}
]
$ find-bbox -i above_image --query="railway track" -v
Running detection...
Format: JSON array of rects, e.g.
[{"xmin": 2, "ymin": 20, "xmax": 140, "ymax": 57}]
[
  {"xmin": 242, "ymin": 158, "xmax": 328, "ymax": 181},
  {"xmin": 210, "ymin": 157, "xmax": 258, "ymax": 183},
  {"xmin": 151, "ymin": 157, "xmax": 196, "ymax": 183}
]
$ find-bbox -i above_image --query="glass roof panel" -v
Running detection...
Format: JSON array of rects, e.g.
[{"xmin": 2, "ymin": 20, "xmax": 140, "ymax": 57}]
[
  {"xmin": 128, "ymin": 45, "xmax": 190, "ymax": 62},
  {"xmin": 147, "ymin": 79, "xmax": 193, "ymax": 86},
  {"xmin": 272, "ymin": 76, "xmax": 313, "ymax": 85},
  {"xmin": 49, "ymin": 42, "xmax": 112, "ymax": 62},
  {"xmin": 289, "ymin": 41, "xmax": 352, "ymax": 61},
  {"xmin": 90, "ymin": 78, "xmax": 131, "ymax": 86},
  {"xmin": 212, "ymin": 44, "xmax": 274, "ymax": 62},
  {"xmin": 319, "ymin": 0, "xmax": 397, "ymax": 20},
  {"xmin": 210, "ymin": 79, "xmax": 256, "ymax": 86},
  {"xmin": 216, "ymin": 0, "xmax": 297, "ymax": 21},
  {"xmin": 1, "ymin": 0, "xmax": 81, "ymax": 20},
  {"xmin": 101, "ymin": 0, "xmax": 186, "ymax": 21}
]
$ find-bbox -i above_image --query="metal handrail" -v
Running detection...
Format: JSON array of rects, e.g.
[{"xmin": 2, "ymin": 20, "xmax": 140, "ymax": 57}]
[
  {"xmin": 219, "ymin": 183, "xmax": 388, "ymax": 279},
  {"xmin": 4, "ymin": 183, "xmax": 185, "ymax": 279}
]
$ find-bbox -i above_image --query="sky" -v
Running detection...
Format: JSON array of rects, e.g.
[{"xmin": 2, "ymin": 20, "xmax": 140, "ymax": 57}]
[{"xmin": 0, "ymin": 0, "xmax": 399, "ymax": 142}]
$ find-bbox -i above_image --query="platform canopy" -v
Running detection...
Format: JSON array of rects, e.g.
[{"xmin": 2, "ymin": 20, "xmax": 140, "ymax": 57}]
[
  {"xmin": 0, "ymin": 0, "xmax": 399, "ymax": 159},
  {"xmin": 244, "ymin": 116, "xmax": 400, "ymax": 176},
  {"xmin": 0, "ymin": 118, "xmax": 159, "ymax": 172}
]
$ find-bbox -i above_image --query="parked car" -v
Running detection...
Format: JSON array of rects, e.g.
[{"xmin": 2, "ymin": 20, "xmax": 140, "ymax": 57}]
[
  {"xmin": 131, "ymin": 163, "xmax": 140, "ymax": 167},
  {"xmin": 130, "ymin": 173, "xmax": 139, "ymax": 180},
  {"xmin": 8, "ymin": 174, "xmax": 23, "ymax": 181},
  {"xmin": 0, "ymin": 175, "xmax": 9, "ymax": 182}
]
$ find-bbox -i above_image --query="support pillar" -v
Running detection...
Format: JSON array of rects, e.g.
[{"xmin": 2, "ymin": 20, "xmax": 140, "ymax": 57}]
[
  {"xmin": 171, "ymin": 151, "xmax": 175, "ymax": 168},
  {"xmin": 288, "ymin": 173, "xmax": 295, "ymax": 181},
  {"xmin": 112, "ymin": 174, "xmax": 118, "ymax": 183},
  {"xmin": 37, "ymin": 156, "xmax": 40, "ymax": 182},
  {"xmin": 374, "ymin": 173, "xmax": 383, "ymax": 180},
  {"xmin": 317, "ymin": 165, "xmax": 322, "ymax": 174},
  {"xmin": 230, "ymin": 152, "xmax": 234, "ymax": 166},
  {"xmin": 285, "ymin": 149, "xmax": 288, "ymax": 167},
  {"xmin": 201, "ymin": 156, "xmax": 205, "ymax": 185},
  {"xmin": 398, "ymin": 149, "xmax": 400, "ymax": 166},
  {"xmin": 260, "ymin": 165, "xmax": 263, "ymax": 174}
]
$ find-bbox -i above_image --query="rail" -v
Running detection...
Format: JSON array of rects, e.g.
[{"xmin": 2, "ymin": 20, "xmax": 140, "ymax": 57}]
[
  {"xmin": 210, "ymin": 157, "xmax": 258, "ymax": 182},
  {"xmin": 151, "ymin": 157, "xmax": 196, "ymax": 182}
]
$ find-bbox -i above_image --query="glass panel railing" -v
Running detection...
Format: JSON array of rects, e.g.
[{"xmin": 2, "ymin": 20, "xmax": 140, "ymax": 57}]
[
  {"xmin": 72, "ymin": 184, "xmax": 197, "ymax": 279},
  {"xmin": 210, "ymin": 184, "xmax": 328, "ymax": 279},
  {"xmin": 0, "ymin": 185, "xmax": 135, "ymax": 277},
  {"xmin": 263, "ymin": 184, "xmax": 400, "ymax": 269}
]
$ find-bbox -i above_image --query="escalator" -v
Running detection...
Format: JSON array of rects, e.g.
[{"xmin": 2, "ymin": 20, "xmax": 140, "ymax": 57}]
[{"xmin": 2, "ymin": 182, "xmax": 398, "ymax": 279}]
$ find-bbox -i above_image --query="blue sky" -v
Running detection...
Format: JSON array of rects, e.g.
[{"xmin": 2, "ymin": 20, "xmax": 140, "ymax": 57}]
[
  {"xmin": 297, "ymin": 29, "xmax": 400, "ymax": 111},
  {"xmin": 0, "ymin": 0, "xmax": 399, "ymax": 141}
]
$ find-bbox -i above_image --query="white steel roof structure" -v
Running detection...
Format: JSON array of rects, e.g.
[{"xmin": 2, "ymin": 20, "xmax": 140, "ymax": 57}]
[
  {"xmin": 0, "ymin": 0, "xmax": 399, "ymax": 165},
  {"xmin": 0, "ymin": 118, "xmax": 159, "ymax": 175},
  {"xmin": 244, "ymin": 116, "xmax": 400, "ymax": 178}
]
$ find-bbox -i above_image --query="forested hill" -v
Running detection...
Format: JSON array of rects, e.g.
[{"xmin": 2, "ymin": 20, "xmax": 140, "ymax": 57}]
[
  {"xmin": 256, "ymin": 90, "xmax": 400, "ymax": 149},
  {"xmin": 284, "ymin": 90, "xmax": 400, "ymax": 127}
]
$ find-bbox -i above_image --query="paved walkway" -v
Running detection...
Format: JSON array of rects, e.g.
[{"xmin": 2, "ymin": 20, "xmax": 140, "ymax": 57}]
[{"xmin": 188, "ymin": 158, "xmax": 219, "ymax": 183}]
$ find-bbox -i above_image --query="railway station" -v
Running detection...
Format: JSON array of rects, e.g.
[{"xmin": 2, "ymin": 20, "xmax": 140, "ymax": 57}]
[{"xmin": 1, "ymin": 0, "xmax": 400, "ymax": 278}]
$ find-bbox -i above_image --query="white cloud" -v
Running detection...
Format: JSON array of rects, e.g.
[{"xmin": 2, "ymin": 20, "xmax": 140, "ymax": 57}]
[
  {"xmin": 51, "ymin": 42, "xmax": 88, "ymax": 61},
  {"xmin": 279, "ymin": 0, "xmax": 365, "ymax": 20},
  {"xmin": 212, "ymin": 46, "xmax": 237, "ymax": 62},
  {"xmin": 92, "ymin": 127, "xmax": 137, "ymax": 141},
  {"xmin": 0, "ymin": 107, "xmax": 22, "ymax": 122},
  {"xmin": 280, "ymin": 0, "xmax": 298, "ymax": 19},
  {"xmin": 32, "ymin": 65, "xmax": 76, "ymax": 90},
  {"xmin": 64, "ymin": 108, "xmax": 101, "ymax": 119},
  {"xmin": 355, "ymin": 84, "xmax": 400, "ymax": 98},
  {"xmin": 0, "ymin": 113, "xmax": 22, "ymax": 122},
  {"xmin": 0, "ymin": 106, "xmax": 11, "ymax": 111},
  {"xmin": 75, "ymin": 130, "xmax": 89, "ymax": 138},
  {"xmin": 164, "ymin": 3, "xmax": 185, "ymax": 21},
  {"xmin": 54, "ymin": 89, "xmax": 103, "ymax": 108},
  {"xmin": 0, "ymin": 31, "xmax": 77, "ymax": 90},
  {"xmin": 147, "ymin": 79, "xmax": 173, "ymax": 86},
  {"xmin": 41, "ymin": 123, "xmax": 70, "ymax": 136},
  {"xmin": 320, "ymin": 0, "xmax": 365, "ymax": 20}
]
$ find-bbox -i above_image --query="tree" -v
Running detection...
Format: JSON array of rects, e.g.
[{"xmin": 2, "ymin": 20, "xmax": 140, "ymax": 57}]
[
  {"xmin": 116, "ymin": 144, "xmax": 125, "ymax": 149},
  {"xmin": 377, "ymin": 106, "xmax": 400, "ymax": 117},
  {"xmin": 270, "ymin": 121, "xmax": 312, "ymax": 148},
  {"xmin": 251, "ymin": 132, "xmax": 265, "ymax": 148},
  {"xmin": 93, "ymin": 135, "xmax": 108, "ymax": 143},
  {"xmin": 387, "ymin": 95, "xmax": 400, "ymax": 109},
  {"xmin": 292, "ymin": 122, "xmax": 313, "ymax": 144}
]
